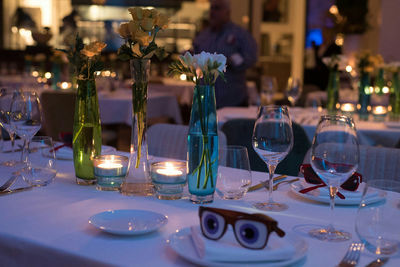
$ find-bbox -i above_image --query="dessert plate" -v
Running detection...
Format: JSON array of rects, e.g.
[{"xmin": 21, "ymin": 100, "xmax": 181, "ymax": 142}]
[{"xmin": 89, "ymin": 209, "xmax": 168, "ymax": 235}]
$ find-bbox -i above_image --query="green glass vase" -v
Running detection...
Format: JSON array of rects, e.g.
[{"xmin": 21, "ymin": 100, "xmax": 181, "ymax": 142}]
[
  {"xmin": 187, "ymin": 85, "xmax": 218, "ymax": 204},
  {"xmin": 390, "ymin": 72, "xmax": 400, "ymax": 121},
  {"xmin": 326, "ymin": 66, "xmax": 339, "ymax": 114},
  {"xmin": 73, "ymin": 78, "xmax": 102, "ymax": 185},
  {"xmin": 358, "ymin": 71, "xmax": 371, "ymax": 121}
]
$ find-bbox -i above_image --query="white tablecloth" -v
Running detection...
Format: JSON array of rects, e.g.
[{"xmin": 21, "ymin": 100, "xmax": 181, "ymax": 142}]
[
  {"xmin": 0, "ymin": 152, "xmax": 399, "ymax": 266},
  {"xmin": 98, "ymin": 89, "xmax": 183, "ymax": 125},
  {"xmin": 217, "ymin": 106, "xmax": 400, "ymax": 148}
]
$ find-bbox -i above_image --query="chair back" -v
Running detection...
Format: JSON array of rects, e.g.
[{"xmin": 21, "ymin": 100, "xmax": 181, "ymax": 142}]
[
  {"xmin": 41, "ymin": 90, "xmax": 76, "ymax": 141},
  {"xmin": 147, "ymin": 123, "xmax": 227, "ymax": 160},
  {"xmin": 221, "ymin": 118, "xmax": 311, "ymax": 175},
  {"xmin": 301, "ymin": 145, "xmax": 400, "ymax": 182}
]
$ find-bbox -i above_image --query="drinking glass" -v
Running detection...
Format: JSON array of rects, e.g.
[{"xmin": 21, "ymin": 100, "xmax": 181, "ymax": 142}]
[
  {"xmin": 252, "ymin": 105, "xmax": 293, "ymax": 211},
  {"xmin": 216, "ymin": 146, "xmax": 252, "ymax": 200},
  {"xmin": 21, "ymin": 136, "xmax": 57, "ymax": 186},
  {"xmin": 286, "ymin": 77, "xmax": 302, "ymax": 106},
  {"xmin": 260, "ymin": 76, "xmax": 278, "ymax": 105},
  {"xmin": 309, "ymin": 115, "xmax": 359, "ymax": 241},
  {"xmin": 0, "ymin": 88, "xmax": 19, "ymax": 166},
  {"xmin": 355, "ymin": 179, "xmax": 400, "ymax": 256},
  {"xmin": 10, "ymin": 90, "xmax": 42, "ymax": 163}
]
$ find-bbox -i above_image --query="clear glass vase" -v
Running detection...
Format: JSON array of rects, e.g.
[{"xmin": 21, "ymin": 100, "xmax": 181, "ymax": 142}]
[
  {"xmin": 326, "ymin": 67, "xmax": 339, "ymax": 114},
  {"xmin": 358, "ymin": 71, "xmax": 371, "ymax": 121},
  {"xmin": 187, "ymin": 85, "xmax": 219, "ymax": 204},
  {"xmin": 120, "ymin": 58, "xmax": 153, "ymax": 196},
  {"xmin": 73, "ymin": 78, "xmax": 102, "ymax": 185}
]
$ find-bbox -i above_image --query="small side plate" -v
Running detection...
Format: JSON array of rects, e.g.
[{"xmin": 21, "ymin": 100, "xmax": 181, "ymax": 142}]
[{"xmin": 89, "ymin": 209, "xmax": 168, "ymax": 235}]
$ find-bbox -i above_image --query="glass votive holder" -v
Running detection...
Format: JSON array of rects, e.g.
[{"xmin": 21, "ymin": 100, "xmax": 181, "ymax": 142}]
[
  {"xmin": 340, "ymin": 103, "xmax": 356, "ymax": 117},
  {"xmin": 93, "ymin": 155, "xmax": 129, "ymax": 191},
  {"xmin": 372, "ymin": 105, "xmax": 388, "ymax": 122},
  {"xmin": 150, "ymin": 161, "xmax": 187, "ymax": 200}
]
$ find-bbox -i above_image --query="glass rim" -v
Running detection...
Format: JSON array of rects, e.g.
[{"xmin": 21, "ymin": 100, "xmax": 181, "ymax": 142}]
[
  {"xmin": 150, "ymin": 160, "xmax": 187, "ymax": 168},
  {"xmin": 93, "ymin": 154, "xmax": 129, "ymax": 162}
]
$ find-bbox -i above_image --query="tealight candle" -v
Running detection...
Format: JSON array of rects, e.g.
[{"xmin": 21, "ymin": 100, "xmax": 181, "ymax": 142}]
[
  {"xmin": 372, "ymin": 105, "xmax": 388, "ymax": 122},
  {"xmin": 340, "ymin": 103, "xmax": 355, "ymax": 113},
  {"xmin": 151, "ymin": 161, "xmax": 187, "ymax": 200},
  {"xmin": 93, "ymin": 155, "xmax": 129, "ymax": 191}
]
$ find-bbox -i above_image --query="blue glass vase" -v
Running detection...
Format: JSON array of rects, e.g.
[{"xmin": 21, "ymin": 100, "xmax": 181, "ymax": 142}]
[
  {"xmin": 187, "ymin": 85, "xmax": 218, "ymax": 204},
  {"xmin": 358, "ymin": 72, "xmax": 371, "ymax": 120}
]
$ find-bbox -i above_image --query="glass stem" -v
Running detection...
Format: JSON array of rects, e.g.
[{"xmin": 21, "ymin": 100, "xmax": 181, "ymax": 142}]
[
  {"xmin": 327, "ymin": 186, "xmax": 338, "ymax": 233},
  {"xmin": 20, "ymin": 139, "xmax": 29, "ymax": 163},
  {"xmin": 267, "ymin": 164, "xmax": 276, "ymax": 203},
  {"xmin": 10, "ymin": 133, "xmax": 15, "ymax": 153}
]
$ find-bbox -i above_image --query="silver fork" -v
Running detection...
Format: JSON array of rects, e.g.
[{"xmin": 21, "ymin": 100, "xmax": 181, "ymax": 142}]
[{"xmin": 337, "ymin": 242, "xmax": 364, "ymax": 267}]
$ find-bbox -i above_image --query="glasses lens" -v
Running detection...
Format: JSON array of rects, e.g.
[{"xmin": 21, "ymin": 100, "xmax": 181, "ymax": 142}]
[
  {"xmin": 301, "ymin": 164, "xmax": 323, "ymax": 184},
  {"xmin": 340, "ymin": 174, "xmax": 360, "ymax": 191},
  {"xmin": 234, "ymin": 219, "xmax": 268, "ymax": 249},
  {"xmin": 200, "ymin": 210, "xmax": 226, "ymax": 240}
]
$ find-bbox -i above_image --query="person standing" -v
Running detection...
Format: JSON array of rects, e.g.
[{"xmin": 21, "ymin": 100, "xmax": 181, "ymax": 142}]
[{"xmin": 193, "ymin": 0, "xmax": 258, "ymax": 108}]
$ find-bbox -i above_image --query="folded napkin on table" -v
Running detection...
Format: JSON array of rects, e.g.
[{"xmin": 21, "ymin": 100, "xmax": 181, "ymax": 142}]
[
  {"xmin": 301, "ymin": 181, "xmax": 378, "ymax": 199},
  {"xmin": 190, "ymin": 226, "xmax": 295, "ymax": 262}
]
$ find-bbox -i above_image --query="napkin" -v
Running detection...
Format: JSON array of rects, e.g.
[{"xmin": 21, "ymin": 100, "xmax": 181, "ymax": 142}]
[
  {"xmin": 54, "ymin": 144, "xmax": 115, "ymax": 160},
  {"xmin": 190, "ymin": 226, "xmax": 295, "ymax": 263}
]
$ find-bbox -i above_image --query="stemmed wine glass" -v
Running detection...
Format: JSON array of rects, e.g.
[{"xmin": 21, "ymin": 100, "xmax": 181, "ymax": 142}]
[
  {"xmin": 0, "ymin": 88, "xmax": 19, "ymax": 166},
  {"xmin": 286, "ymin": 77, "xmax": 302, "ymax": 106},
  {"xmin": 252, "ymin": 105, "xmax": 293, "ymax": 211},
  {"xmin": 260, "ymin": 76, "xmax": 278, "ymax": 105},
  {"xmin": 309, "ymin": 115, "xmax": 359, "ymax": 241},
  {"xmin": 10, "ymin": 90, "xmax": 42, "ymax": 163}
]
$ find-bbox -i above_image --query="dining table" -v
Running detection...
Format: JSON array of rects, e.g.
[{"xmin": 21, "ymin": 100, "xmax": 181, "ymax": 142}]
[
  {"xmin": 217, "ymin": 106, "xmax": 400, "ymax": 148},
  {"xmin": 0, "ymin": 148, "xmax": 399, "ymax": 267}
]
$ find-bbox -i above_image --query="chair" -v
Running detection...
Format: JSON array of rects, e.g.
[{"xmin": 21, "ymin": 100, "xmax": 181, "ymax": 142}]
[
  {"xmin": 147, "ymin": 123, "xmax": 227, "ymax": 160},
  {"xmin": 301, "ymin": 145, "xmax": 400, "ymax": 182},
  {"xmin": 221, "ymin": 118, "xmax": 311, "ymax": 176},
  {"xmin": 41, "ymin": 90, "xmax": 76, "ymax": 141}
]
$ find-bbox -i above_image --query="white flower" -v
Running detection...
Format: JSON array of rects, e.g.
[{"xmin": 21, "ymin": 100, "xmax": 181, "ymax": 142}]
[
  {"xmin": 211, "ymin": 53, "xmax": 227, "ymax": 72},
  {"xmin": 179, "ymin": 51, "xmax": 194, "ymax": 67},
  {"xmin": 193, "ymin": 51, "xmax": 211, "ymax": 71}
]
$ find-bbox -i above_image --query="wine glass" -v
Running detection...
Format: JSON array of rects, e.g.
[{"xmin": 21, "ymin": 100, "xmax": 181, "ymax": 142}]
[
  {"xmin": 309, "ymin": 115, "xmax": 359, "ymax": 241},
  {"xmin": 252, "ymin": 105, "xmax": 293, "ymax": 211},
  {"xmin": 286, "ymin": 77, "xmax": 302, "ymax": 106},
  {"xmin": 10, "ymin": 90, "xmax": 42, "ymax": 163},
  {"xmin": 21, "ymin": 136, "xmax": 57, "ymax": 186},
  {"xmin": 260, "ymin": 76, "xmax": 278, "ymax": 105},
  {"xmin": 0, "ymin": 88, "xmax": 19, "ymax": 166}
]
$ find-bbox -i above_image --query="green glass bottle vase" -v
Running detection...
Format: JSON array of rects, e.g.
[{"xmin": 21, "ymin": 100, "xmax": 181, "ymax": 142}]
[
  {"xmin": 73, "ymin": 78, "xmax": 102, "ymax": 185},
  {"xmin": 390, "ymin": 72, "xmax": 400, "ymax": 121},
  {"xmin": 358, "ymin": 71, "xmax": 371, "ymax": 121},
  {"xmin": 326, "ymin": 66, "xmax": 339, "ymax": 114},
  {"xmin": 187, "ymin": 85, "xmax": 219, "ymax": 204}
]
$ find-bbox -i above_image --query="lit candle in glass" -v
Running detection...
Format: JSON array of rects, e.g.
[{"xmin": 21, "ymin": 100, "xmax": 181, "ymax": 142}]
[
  {"xmin": 93, "ymin": 155, "xmax": 129, "ymax": 191},
  {"xmin": 151, "ymin": 161, "xmax": 187, "ymax": 200},
  {"xmin": 372, "ymin": 105, "xmax": 388, "ymax": 121},
  {"xmin": 340, "ymin": 103, "xmax": 355, "ymax": 112}
]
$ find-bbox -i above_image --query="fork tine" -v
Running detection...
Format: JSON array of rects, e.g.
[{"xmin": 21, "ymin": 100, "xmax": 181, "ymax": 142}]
[{"xmin": 338, "ymin": 242, "xmax": 364, "ymax": 267}]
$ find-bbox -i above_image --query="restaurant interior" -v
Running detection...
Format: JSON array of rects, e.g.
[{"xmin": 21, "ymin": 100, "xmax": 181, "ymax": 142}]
[{"xmin": 0, "ymin": 0, "xmax": 400, "ymax": 266}]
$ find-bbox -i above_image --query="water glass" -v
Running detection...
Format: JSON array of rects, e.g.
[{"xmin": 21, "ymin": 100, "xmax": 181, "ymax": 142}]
[
  {"xmin": 286, "ymin": 77, "xmax": 302, "ymax": 106},
  {"xmin": 217, "ymin": 146, "xmax": 252, "ymax": 200},
  {"xmin": 21, "ymin": 136, "xmax": 57, "ymax": 186},
  {"xmin": 356, "ymin": 179, "xmax": 400, "ymax": 256},
  {"xmin": 260, "ymin": 76, "xmax": 278, "ymax": 105}
]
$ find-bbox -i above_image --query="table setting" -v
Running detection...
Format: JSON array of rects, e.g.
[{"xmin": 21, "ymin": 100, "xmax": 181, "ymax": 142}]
[{"xmin": 0, "ymin": 7, "xmax": 400, "ymax": 267}]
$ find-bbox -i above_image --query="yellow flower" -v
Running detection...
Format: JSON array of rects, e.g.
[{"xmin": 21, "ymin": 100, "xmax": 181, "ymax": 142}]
[
  {"xmin": 128, "ymin": 7, "xmax": 143, "ymax": 20},
  {"xmin": 81, "ymin": 41, "xmax": 107, "ymax": 58},
  {"xmin": 118, "ymin": 22, "xmax": 131, "ymax": 39},
  {"xmin": 155, "ymin": 13, "xmax": 169, "ymax": 29},
  {"xmin": 141, "ymin": 17, "xmax": 155, "ymax": 31},
  {"xmin": 134, "ymin": 29, "xmax": 151, "ymax": 46}
]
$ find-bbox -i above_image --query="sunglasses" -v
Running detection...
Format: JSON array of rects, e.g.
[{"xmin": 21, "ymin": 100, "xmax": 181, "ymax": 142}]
[
  {"xmin": 199, "ymin": 207, "xmax": 285, "ymax": 250},
  {"xmin": 299, "ymin": 164, "xmax": 362, "ymax": 198}
]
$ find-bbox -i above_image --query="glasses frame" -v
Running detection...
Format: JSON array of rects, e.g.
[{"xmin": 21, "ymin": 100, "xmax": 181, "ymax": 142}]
[
  {"xmin": 198, "ymin": 206, "xmax": 285, "ymax": 250},
  {"xmin": 300, "ymin": 163, "xmax": 362, "ymax": 191}
]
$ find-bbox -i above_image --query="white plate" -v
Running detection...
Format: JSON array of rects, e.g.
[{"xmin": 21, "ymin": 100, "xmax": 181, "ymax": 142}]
[
  {"xmin": 168, "ymin": 227, "xmax": 307, "ymax": 267},
  {"xmin": 290, "ymin": 181, "xmax": 385, "ymax": 206},
  {"xmin": 89, "ymin": 209, "xmax": 168, "ymax": 235},
  {"xmin": 54, "ymin": 144, "xmax": 115, "ymax": 160}
]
